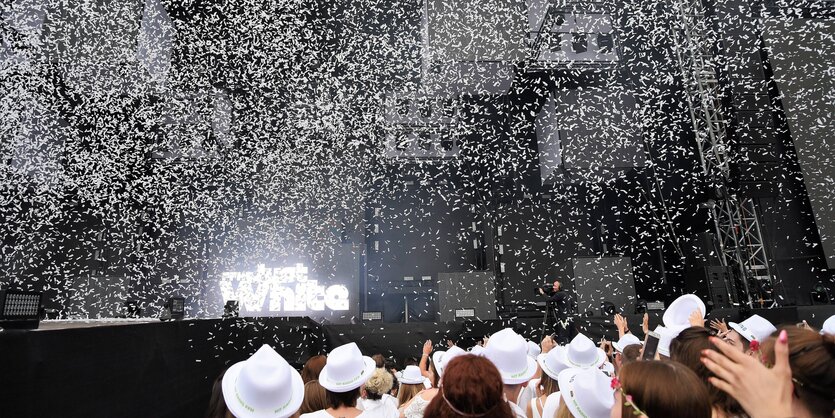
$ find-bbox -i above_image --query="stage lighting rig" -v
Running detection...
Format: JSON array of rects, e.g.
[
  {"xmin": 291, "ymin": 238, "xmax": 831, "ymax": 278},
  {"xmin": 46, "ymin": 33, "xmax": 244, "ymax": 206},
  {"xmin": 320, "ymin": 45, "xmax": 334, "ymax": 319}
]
[
  {"xmin": 810, "ymin": 283, "xmax": 831, "ymax": 305},
  {"xmin": 0, "ymin": 289, "xmax": 43, "ymax": 330},
  {"xmin": 600, "ymin": 301, "xmax": 617, "ymax": 316}
]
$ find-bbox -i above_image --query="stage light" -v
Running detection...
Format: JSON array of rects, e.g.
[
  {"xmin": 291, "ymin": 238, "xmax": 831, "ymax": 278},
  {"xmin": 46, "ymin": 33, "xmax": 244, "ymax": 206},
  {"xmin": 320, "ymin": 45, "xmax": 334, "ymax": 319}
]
[
  {"xmin": 600, "ymin": 301, "xmax": 617, "ymax": 316},
  {"xmin": 222, "ymin": 300, "xmax": 239, "ymax": 318},
  {"xmin": 361, "ymin": 311, "xmax": 382, "ymax": 321},
  {"xmin": 810, "ymin": 283, "xmax": 831, "ymax": 305},
  {"xmin": 635, "ymin": 299, "xmax": 648, "ymax": 314},
  {"xmin": 0, "ymin": 289, "xmax": 43, "ymax": 330},
  {"xmin": 161, "ymin": 296, "xmax": 185, "ymax": 321}
]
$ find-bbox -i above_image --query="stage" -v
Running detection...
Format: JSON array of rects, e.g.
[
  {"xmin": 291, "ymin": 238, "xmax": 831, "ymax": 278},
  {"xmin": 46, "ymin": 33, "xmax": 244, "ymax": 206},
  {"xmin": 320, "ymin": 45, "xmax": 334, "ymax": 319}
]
[{"xmin": 1, "ymin": 305, "xmax": 833, "ymax": 418}]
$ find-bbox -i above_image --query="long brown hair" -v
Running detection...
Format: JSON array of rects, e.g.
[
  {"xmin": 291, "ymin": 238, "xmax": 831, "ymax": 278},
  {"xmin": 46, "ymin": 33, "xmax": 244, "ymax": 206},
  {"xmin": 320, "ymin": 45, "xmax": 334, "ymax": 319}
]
[
  {"xmin": 301, "ymin": 355, "xmax": 327, "ymax": 383},
  {"xmin": 761, "ymin": 327, "xmax": 835, "ymax": 417},
  {"xmin": 299, "ymin": 380, "xmax": 327, "ymax": 414},
  {"xmin": 619, "ymin": 360, "xmax": 712, "ymax": 418},
  {"xmin": 423, "ymin": 355, "xmax": 514, "ymax": 418},
  {"xmin": 397, "ymin": 383, "xmax": 424, "ymax": 406},
  {"xmin": 538, "ymin": 372, "xmax": 559, "ymax": 397},
  {"xmin": 204, "ymin": 368, "xmax": 230, "ymax": 418},
  {"xmin": 670, "ymin": 326, "xmax": 744, "ymax": 416}
]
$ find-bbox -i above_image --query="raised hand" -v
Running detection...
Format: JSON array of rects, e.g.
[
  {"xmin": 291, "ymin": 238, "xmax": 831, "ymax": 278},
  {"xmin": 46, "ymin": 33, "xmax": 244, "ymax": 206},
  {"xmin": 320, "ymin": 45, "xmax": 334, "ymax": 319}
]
[
  {"xmin": 710, "ymin": 318, "xmax": 729, "ymax": 335},
  {"xmin": 614, "ymin": 313, "xmax": 628, "ymax": 337},
  {"xmin": 642, "ymin": 313, "xmax": 649, "ymax": 335},
  {"xmin": 540, "ymin": 335, "xmax": 556, "ymax": 354},
  {"xmin": 701, "ymin": 330, "xmax": 794, "ymax": 418},
  {"xmin": 689, "ymin": 309, "xmax": 705, "ymax": 327},
  {"xmin": 422, "ymin": 339, "xmax": 432, "ymax": 356}
]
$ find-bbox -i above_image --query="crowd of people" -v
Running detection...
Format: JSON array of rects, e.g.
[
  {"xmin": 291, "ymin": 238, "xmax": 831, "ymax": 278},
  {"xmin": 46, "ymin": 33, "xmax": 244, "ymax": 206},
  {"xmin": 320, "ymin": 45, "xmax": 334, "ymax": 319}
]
[{"xmin": 207, "ymin": 294, "xmax": 835, "ymax": 418}]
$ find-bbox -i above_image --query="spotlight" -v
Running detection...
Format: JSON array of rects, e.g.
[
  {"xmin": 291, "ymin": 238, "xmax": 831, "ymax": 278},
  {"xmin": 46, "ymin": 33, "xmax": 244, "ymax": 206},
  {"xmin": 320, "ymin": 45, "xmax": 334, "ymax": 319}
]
[
  {"xmin": 0, "ymin": 289, "xmax": 43, "ymax": 330},
  {"xmin": 635, "ymin": 299, "xmax": 648, "ymax": 314},
  {"xmin": 810, "ymin": 283, "xmax": 831, "ymax": 305},
  {"xmin": 600, "ymin": 301, "xmax": 617, "ymax": 316},
  {"xmin": 222, "ymin": 300, "xmax": 239, "ymax": 318},
  {"xmin": 160, "ymin": 296, "xmax": 185, "ymax": 321}
]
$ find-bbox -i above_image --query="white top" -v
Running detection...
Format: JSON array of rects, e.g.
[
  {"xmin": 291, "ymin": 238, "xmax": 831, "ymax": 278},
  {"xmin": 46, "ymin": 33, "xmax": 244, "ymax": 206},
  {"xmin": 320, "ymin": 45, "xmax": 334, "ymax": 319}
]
[
  {"xmin": 359, "ymin": 398, "xmax": 399, "ymax": 418},
  {"xmin": 516, "ymin": 384, "xmax": 535, "ymax": 412},
  {"xmin": 508, "ymin": 401, "xmax": 526, "ymax": 418},
  {"xmin": 402, "ymin": 394, "xmax": 431, "ymax": 418},
  {"xmin": 540, "ymin": 392, "xmax": 561, "ymax": 418},
  {"xmin": 530, "ymin": 396, "xmax": 544, "ymax": 418},
  {"xmin": 381, "ymin": 393, "xmax": 399, "ymax": 409}
]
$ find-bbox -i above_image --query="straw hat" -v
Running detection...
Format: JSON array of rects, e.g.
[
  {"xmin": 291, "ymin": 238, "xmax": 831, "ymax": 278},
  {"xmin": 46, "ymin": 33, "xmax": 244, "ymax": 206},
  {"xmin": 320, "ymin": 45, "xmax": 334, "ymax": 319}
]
[
  {"xmin": 558, "ymin": 368, "xmax": 615, "ymax": 418},
  {"xmin": 318, "ymin": 342, "xmax": 375, "ymax": 392},
  {"xmin": 484, "ymin": 328, "xmax": 538, "ymax": 385},
  {"xmin": 221, "ymin": 345, "xmax": 304, "ymax": 418}
]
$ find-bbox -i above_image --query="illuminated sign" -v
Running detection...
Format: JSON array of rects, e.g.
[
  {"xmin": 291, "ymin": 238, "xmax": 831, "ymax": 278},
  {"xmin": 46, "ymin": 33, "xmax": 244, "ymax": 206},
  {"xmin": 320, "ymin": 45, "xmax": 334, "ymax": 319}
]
[{"xmin": 220, "ymin": 264, "xmax": 349, "ymax": 312}]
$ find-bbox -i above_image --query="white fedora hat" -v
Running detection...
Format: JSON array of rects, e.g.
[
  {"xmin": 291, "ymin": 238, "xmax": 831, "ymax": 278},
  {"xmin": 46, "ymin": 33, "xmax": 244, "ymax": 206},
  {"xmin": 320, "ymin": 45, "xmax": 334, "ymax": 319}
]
[
  {"xmin": 612, "ymin": 334, "xmax": 642, "ymax": 353},
  {"xmin": 432, "ymin": 345, "xmax": 466, "ymax": 378},
  {"xmin": 318, "ymin": 342, "xmax": 375, "ymax": 392},
  {"xmin": 221, "ymin": 344, "xmax": 304, "ymax": 418},
  {"xmin": 655, "ymin": 325, "xmax": 678, "ymax": 358},
  {"xmin": 527, "ymin": 341, "xmax": 542, "ymax": 358},
  {"xmin": 822, "ymin": 315, "xmax": 835, "ymax": 335},
  {"xmin": 557, "ymin": 334, "xmax": 607, "ymax": 369},
  {"xmin": 469, "ymin": 345, "xmax": 486, "ymax": 356},
  {"xmin": 484, "ymin": 328, "xmax": 538, "ymax": 385},
  {"xmin": 729, "ymin": 314, "xmax": 777, "ymax": 343},
  {"xmin": 399, "ymin": 365, "xmax": 425, "ymax": 385},
  {"xmin": 663, "ymin": 294, "xmax": 706, "ymax": 330},
  {"xmin": 536, "ymin": 346, "xmax": 570, "ymax": 380},
  {"xmin": 558, "ymin": 367, "xmax": 615, "ymax": 418}
]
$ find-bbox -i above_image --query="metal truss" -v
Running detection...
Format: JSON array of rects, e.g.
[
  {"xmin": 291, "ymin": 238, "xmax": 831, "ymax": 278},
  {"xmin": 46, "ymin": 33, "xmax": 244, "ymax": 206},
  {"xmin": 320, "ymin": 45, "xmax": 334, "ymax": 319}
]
[{"xmin": 672, "ymin": 0, "xmax": 774, "ymax": 307}]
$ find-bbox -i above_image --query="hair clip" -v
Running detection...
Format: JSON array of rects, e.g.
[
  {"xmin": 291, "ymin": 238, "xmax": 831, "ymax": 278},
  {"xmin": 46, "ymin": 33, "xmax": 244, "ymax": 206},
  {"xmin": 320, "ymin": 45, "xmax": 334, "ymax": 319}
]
[{"xmin": 611, "ymin": 376, "xmax": 647, "ymax": 416}]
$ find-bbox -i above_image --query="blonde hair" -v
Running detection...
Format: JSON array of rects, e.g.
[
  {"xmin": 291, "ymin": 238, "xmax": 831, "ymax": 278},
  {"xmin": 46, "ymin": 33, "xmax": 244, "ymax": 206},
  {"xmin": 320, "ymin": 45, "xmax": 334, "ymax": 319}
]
[
  {"xmin": 554, "ymin": 400, "xmax": 572, "ymax": 418},
  {"xmin": 364, "ymin": 368, "xmax": 394, "ymax": 399}
]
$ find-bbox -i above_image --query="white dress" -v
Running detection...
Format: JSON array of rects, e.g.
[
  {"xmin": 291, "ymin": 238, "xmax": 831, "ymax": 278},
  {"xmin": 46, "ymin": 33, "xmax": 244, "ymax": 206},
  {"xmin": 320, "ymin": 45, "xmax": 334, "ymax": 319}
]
[
  {"xmin": 540, "ymin": 392, "xmax": 561, "ymax": 418},
  {"xmin": 530, "ymin": 397, "xmax": 544, "ymax": 418},
  {"xmin": 402, "ymin": 394, "xmax": 432, "ymax": 418}
]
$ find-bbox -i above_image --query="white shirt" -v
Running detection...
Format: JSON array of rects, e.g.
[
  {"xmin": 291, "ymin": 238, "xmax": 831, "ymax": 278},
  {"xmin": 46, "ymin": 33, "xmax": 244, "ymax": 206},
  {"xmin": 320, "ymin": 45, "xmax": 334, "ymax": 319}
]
[
  {"xmin": 359, "ymin": 398, "xmax": 399, "ymax": 418},
  {"xmin": 508, "ymin": 400, "xmax": 527, "ymax": 418},
  {"xmin": 516, "ymin": 384, "xmax": 536, "ymax": 412}
]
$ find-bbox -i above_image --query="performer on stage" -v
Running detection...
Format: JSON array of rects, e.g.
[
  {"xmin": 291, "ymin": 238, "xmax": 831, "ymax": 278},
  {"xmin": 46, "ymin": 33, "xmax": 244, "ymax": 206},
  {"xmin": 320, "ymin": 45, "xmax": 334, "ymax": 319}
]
[{"xmin": 537, "ymin": 280, "xmax": 575, "ymax": 344}]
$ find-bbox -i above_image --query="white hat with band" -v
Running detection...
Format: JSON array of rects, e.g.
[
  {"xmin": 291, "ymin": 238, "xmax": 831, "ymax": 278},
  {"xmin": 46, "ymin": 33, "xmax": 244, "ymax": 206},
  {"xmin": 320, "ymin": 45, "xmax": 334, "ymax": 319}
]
[{"xmin": 221, "ymin": 344, "xmax": 304, "ymax": 418}]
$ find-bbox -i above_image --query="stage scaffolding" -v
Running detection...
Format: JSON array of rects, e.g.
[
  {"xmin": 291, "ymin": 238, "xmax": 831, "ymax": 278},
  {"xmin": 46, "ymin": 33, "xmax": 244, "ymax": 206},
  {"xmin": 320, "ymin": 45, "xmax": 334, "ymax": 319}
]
[{"xmin": 672, "ymin": 0, "xmax": 775, "ymax": 308}]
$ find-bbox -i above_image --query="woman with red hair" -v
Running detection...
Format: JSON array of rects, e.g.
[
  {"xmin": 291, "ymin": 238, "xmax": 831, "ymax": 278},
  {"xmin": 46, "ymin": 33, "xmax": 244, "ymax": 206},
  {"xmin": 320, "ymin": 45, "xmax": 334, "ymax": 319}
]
[{"xmin": 422, "ymin": 354, "xmax": 514, "ymax": 418}]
